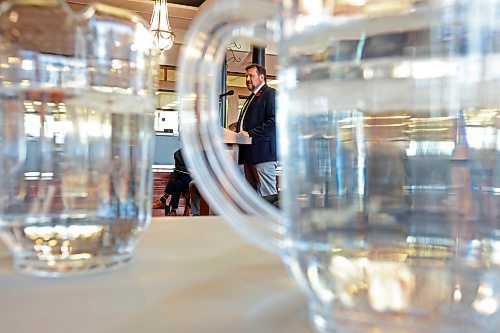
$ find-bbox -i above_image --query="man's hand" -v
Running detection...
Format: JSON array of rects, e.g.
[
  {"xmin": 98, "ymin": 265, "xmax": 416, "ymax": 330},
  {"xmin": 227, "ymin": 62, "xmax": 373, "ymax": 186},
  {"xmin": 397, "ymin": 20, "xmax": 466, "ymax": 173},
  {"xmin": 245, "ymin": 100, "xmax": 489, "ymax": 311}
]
[
  {"xmin": 228, "ymin": 122, "xmax": 237, "ymax": 132},
  {"xmin": 239, "ymin": 130, "xmax": 250, "ymax": 137}
]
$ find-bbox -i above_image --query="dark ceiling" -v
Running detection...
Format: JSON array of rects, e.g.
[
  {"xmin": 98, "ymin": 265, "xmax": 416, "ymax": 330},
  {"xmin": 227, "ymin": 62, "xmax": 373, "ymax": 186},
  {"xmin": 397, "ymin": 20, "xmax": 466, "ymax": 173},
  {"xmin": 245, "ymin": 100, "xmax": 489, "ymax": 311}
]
[
  {"xmin": 0, "ymin": 0, "xmax": 208, "ymax": 9},
  {"xmin": 169, "ymin": 0, "xmax": 206, "ymax": 6}
]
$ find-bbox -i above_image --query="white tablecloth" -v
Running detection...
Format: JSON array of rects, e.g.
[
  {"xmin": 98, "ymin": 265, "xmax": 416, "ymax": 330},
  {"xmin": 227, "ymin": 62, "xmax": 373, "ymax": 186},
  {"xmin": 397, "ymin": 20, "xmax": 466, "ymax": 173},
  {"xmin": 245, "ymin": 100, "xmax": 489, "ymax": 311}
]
[{"xmin": 0, "ymin": 217, "xmax": 312, "ymax": 333}]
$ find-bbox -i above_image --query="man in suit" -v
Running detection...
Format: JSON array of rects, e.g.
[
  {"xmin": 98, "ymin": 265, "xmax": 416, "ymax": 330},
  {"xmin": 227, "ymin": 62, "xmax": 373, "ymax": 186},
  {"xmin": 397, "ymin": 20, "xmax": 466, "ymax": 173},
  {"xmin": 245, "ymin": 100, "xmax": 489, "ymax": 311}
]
[{"xmin": 231, "ymin": 63, "xmax": 277, "ymax": 196}]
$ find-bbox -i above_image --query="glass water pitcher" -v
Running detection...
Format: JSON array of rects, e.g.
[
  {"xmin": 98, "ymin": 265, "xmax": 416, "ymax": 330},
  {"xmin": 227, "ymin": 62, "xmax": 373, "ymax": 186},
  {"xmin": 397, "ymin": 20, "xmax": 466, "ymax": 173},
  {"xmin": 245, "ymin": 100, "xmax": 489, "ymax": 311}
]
[{"xmin": 177, "ymin": 0, "xmax": 500, "ymax": 332}]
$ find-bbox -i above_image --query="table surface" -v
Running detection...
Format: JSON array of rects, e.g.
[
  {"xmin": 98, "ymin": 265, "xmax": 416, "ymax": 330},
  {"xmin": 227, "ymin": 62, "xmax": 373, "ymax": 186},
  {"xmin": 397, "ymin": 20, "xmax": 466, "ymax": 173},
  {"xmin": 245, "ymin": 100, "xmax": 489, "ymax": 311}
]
[{"xmin": 0, "ymin": 217, "xmax": 313, "ymax": 333}]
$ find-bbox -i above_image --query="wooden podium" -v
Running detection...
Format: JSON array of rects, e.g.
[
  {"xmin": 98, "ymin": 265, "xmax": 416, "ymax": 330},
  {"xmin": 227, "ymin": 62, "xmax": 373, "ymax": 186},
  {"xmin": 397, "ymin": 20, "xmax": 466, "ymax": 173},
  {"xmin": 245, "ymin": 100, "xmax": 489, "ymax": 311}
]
[
  {"xmin": 222, "ymin": 127, "xmax": 252, "ymax": 163},
  {"xmin": 198, "ymin": 128, "xmax": 251, "ymax": 215}
]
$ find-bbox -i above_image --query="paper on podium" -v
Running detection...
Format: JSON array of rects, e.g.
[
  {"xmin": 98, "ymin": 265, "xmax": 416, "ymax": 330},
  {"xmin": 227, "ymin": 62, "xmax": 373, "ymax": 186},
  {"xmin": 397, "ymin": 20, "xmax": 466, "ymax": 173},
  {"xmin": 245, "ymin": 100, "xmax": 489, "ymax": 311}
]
[{"xmin": 222, "ymin": 127, "xmax": 252, "ymax": 145}]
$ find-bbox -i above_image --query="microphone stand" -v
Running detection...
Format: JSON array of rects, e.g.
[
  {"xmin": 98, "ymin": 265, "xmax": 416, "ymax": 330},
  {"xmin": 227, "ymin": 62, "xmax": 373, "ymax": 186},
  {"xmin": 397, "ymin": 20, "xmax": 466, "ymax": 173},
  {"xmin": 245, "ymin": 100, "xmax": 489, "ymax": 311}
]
[{"xmin": 219, "ymin": 90, "xmax": 235, "ymax": 127}]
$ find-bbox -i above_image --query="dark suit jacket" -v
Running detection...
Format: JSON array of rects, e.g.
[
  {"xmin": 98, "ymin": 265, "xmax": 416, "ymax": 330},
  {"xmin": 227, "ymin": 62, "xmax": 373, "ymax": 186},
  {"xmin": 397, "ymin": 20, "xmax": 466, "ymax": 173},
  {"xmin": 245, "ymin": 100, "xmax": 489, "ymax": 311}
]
[{"xmin": 237, "ymin": 84, "xmax": 277, "ymax": 165}]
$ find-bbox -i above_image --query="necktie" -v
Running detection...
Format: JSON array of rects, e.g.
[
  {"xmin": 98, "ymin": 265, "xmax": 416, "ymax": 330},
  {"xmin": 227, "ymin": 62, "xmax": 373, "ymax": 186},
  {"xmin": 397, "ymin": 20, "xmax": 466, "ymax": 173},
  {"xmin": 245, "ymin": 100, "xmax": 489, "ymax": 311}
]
[{"xmin": 236, "ymin": 93, "xmax": 254, "ymax": 132}]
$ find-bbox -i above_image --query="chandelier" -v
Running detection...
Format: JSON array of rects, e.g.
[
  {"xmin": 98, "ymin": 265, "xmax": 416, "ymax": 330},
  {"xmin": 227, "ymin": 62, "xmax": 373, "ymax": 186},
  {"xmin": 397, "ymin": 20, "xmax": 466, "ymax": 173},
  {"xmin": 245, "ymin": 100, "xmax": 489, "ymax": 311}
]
[{"xmin": 150, "ymin": 0, "xmax": 175, "ymax": 52}]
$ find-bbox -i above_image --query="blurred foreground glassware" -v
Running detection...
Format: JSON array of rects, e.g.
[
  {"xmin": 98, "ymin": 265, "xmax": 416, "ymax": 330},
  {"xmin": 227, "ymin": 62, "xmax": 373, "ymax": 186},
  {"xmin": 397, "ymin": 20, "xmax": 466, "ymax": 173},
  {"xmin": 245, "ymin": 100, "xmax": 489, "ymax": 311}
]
[
  {"xmin": 0, "ymin": 0, "xmax": 157, "ymax": 277},
  {"xmin": 177, "ymin": 0, "xmax": 500, "ymax": 332}
]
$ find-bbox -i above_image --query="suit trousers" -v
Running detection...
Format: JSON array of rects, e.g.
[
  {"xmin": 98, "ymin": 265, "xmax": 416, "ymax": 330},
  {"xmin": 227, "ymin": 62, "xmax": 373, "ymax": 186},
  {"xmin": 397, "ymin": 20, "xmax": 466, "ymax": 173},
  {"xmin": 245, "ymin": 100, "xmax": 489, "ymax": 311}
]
[{"xmin": 243, "ymin": 161, "xmax": 278, "ymax": 197}]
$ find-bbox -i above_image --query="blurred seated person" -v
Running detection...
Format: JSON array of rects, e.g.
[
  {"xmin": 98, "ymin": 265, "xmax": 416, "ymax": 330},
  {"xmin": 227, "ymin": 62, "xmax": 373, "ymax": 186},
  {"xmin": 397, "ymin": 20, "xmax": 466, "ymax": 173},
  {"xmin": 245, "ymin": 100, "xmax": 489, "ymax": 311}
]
[
  {"xmin": 189, "ymin": 180, "xmax": 200, "ymax": 216},
  {"xmin": 152, "ymin": 148, "xmax": 192, "ymax": 216}
]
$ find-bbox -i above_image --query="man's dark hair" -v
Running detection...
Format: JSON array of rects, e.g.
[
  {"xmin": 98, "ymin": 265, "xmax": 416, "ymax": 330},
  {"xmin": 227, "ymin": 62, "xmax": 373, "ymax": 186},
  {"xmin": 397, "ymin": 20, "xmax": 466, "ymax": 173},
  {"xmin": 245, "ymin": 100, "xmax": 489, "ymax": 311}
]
[{"xmin": 245, "ymin": 63, "xmax": 267, "ymax": 83}]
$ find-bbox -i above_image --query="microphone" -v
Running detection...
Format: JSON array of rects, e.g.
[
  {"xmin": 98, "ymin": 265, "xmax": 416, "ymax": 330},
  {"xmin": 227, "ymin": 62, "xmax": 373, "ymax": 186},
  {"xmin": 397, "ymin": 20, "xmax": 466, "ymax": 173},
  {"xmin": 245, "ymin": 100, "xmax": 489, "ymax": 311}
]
[{"xmin": 219, "ymin": 90, "xmax": 235, "ymax": 98}]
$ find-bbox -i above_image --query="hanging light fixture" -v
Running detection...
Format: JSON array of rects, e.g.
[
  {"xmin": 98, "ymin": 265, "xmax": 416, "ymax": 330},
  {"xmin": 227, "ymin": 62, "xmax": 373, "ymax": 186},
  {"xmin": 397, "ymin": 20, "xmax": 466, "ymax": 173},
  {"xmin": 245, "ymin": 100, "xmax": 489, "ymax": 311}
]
[{"xmin": 150, "ymin": 0, "xmax": 175, "ymax": 52}]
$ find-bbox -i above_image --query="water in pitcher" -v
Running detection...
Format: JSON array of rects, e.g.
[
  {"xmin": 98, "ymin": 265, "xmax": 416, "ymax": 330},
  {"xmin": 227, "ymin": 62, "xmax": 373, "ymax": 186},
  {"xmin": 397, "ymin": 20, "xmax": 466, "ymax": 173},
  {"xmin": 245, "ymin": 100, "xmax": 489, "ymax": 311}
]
[
  {"xmin": 278, "ymin": 19, "xmax": 500, "ymax": 333},
  {"xmin": 0, "ymin": 88, "xmax": 154, "ymax": 276}
]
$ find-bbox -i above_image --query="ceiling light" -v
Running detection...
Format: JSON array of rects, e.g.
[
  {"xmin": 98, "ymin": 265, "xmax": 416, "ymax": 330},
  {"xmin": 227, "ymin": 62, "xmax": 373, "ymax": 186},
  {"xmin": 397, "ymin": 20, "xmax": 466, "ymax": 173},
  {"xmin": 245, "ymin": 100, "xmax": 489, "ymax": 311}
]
[{"xmin": 150, "ymin": 0, "xmax": 175, "ymax": 52}]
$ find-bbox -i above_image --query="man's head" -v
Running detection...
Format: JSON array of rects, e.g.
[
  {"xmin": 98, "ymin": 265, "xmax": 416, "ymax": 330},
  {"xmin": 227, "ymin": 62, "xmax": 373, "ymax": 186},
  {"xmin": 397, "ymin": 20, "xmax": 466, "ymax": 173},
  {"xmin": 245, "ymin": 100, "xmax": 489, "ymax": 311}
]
[{"xmin": 245, "ymin": 64, "xmax": 266, "ymax": 92}]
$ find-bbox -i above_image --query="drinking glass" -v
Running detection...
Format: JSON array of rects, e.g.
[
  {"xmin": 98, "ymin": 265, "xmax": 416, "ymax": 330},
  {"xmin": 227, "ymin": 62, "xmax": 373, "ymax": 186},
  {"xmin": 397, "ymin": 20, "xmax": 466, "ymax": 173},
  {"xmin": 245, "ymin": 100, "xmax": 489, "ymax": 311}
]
[
  {"xmin": 0, "ymin": 0, "xmax": 157, "ymax": 277},
  {"xmin": 177, "ymin": 0, "xmax": 500, "ymax": 332}
]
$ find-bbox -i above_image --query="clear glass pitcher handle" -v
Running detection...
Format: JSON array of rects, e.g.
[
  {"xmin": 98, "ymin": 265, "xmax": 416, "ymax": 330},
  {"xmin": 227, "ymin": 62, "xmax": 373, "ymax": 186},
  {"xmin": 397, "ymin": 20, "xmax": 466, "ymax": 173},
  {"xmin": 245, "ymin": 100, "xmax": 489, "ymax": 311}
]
[{"xmin": 178, "ymin": 0, "xmax": 284, "ymax": 254}]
